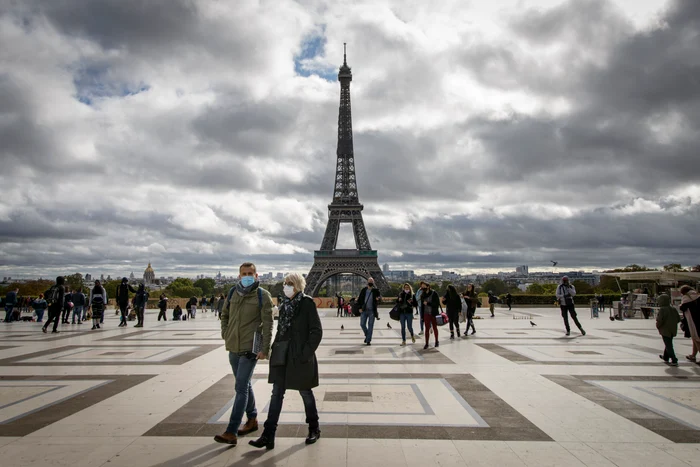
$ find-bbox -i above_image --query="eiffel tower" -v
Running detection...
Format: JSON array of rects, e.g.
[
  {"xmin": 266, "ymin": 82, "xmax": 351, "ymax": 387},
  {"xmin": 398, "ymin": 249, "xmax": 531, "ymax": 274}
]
[{"xmin": 305, "ymin": 46, "xmax": 389, "ymax": 296}]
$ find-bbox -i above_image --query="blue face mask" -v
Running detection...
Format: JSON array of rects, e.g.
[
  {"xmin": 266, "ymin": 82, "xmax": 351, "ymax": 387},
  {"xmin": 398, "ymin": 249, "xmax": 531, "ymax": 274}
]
[{"xmin": 240, "ymin": 276, "xmax": 255, "ymax": 287}]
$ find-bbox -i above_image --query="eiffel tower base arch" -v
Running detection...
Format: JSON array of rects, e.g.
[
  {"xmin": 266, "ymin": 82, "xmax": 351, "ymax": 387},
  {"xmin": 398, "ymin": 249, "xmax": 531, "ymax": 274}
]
[{"xmin": 304, "ymin": 254, "xmax": 389, "ymax": 297}]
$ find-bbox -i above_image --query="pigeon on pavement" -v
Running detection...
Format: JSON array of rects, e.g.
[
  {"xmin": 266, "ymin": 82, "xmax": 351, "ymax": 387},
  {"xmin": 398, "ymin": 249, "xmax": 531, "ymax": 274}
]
[
  {"xmin": 341, "ymin": 325, "xmax": 344, "ymax": 330},
  {"xmin": 387, "ymin": 322, "xmax": 392, "ymax": 329},
  {"xmin": 530, "ymin": 321, "xmax": 537, "ymax": 327}
]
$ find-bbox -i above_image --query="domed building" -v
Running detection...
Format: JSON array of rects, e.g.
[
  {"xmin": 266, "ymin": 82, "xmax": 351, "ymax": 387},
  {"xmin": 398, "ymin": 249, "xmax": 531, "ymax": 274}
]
[{"xmin": 143, "ymin": 263, "xmax": 156, "ymax": 285}]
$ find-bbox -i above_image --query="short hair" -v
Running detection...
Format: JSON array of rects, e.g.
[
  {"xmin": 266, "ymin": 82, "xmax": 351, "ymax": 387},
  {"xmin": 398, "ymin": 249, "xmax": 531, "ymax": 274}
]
[
  {"xmin": 680, "ymin": 285, "xmax": 693, "ymax": 295},
  {"xmin": 239, "ymin": 262, "xmax": 257, "ymax": 273},
  {"xmin": 284, "ymin": 273, "xmax": 306, "ymax": 293}
]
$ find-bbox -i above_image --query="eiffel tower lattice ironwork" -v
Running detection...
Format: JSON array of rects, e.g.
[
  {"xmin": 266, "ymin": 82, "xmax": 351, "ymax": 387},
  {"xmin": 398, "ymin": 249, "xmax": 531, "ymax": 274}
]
[{"xmin": 305, "ymin": 46, "xmax": 389, "ymax": 296}]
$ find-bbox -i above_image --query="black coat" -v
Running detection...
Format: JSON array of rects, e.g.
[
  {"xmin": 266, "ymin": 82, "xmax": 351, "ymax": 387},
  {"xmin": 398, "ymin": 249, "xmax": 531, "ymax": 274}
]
[
  {"xmin": 396, "ymin": 291, "xmax": 414, "ymax": 313},
  {"xmin": 442, "ymin": 292, "xmax": 461, "ymax": 313},
  {"xmin": 420, "ymin": 289, "xmax": 441, "ymax": 316},
  {"xmin": 357, "ymin": 286, "xmax": 381, "ymax": 311},
  {"xmin": 680, "ymin": 295, "xmax": 700, "ymax": 337},
  {"xmin": 268, "ymin": 296, "xmax": 323, "ymax": 390}
]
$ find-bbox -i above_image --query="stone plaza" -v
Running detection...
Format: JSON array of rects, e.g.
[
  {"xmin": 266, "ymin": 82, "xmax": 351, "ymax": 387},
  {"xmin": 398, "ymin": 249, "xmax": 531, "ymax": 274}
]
[{"xmin": 1, "ymin": 306, "xmax": 699, "ymax": 466}]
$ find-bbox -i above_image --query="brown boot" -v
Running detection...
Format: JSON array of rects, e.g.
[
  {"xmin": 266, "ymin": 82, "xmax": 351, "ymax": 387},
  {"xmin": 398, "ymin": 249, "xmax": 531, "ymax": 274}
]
[
  {"xmin": 238, "ymin": 417, "xmax": 259, "ymax": 436},
  {"xmin": 213, "ymin": 432, "xmax": 237, "ymax": 445}
]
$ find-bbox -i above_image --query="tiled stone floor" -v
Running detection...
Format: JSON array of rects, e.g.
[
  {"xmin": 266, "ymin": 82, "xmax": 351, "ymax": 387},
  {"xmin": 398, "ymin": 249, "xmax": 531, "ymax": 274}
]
[{"xmin": 1, "ymin": 306, "xmax": 699, "ymax": 466}]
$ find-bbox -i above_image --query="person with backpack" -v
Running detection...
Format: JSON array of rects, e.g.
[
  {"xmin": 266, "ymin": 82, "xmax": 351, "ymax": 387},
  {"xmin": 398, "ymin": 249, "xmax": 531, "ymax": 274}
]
[
  {"xmin": 556, "ymin": 276, "xmax": 586, "ymax": 336},
  {"xmin": 442, "ymin": 284, "xmax": 462, "ymax": 340},
  {"xmin": 187, "ymin": 296, "xmax": 198, "ymax": 319},
  {"xmin": 157, "ymin": 294, "xmax": 168, "ymax": 321},
  {"xmin": 419, "ymin": 281, "xmax": 441, "ymax": 349},
  {"xmin": 71, "ymin": 288, "xmax": 86, "ymax": 325},
  {"xmin": 32, "ymin": 294, "xmax": 48, "ymax": 322},
  {"xmin": 462, "ymin": 284, "xmax": 477, "ymax": 336},
  {"xmin": 42, "ymin": 277, "xmax": 65, "ymax": 334},
  {"xmin": 214, "ymin": 262, "xmax": 274, "ymax": 446},
  {"xmin": 4, "ymin": 288, "xmax": 18, "ymax": 323},
  {"xmin": 487, "ymin": 291, "xmax": 497, "ymax": 318},
  {"xmin": 133, "ymin": 283, "xmax": 149, "ymax": 328},
  {"xmin": 116, "ymin": 278, "xmax": 137, "ymax": 327},
  {"xmin": 89, "ymin": 280, "xmax": 107, "ymax": 330}
]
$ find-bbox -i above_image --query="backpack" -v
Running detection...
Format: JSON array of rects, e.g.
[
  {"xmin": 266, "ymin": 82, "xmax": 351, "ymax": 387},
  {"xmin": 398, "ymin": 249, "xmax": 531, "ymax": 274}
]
[
  {"xmin": 226, "ymin": 286, "xmax": 263, "ymax": 311},
  {"xmin": 44, "ymin": 285, "xmax": 61, "ymax": 306}
]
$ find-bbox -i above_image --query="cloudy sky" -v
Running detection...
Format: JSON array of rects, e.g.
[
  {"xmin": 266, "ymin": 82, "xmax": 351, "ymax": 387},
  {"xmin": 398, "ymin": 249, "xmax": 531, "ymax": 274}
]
[{"xmin": 0, "ymin": 0, "xmax": 698, "ymax": 279}]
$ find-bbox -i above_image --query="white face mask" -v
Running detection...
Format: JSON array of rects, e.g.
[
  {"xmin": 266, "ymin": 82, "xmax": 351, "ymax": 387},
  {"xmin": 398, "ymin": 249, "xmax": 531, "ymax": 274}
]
[
  {"xmin": 283, "ymin": 285, "xmax": 295, "ymax": 298},
  {"xmin": 404, "ymin": 289, "xmax": 410, "ymax": 293}
]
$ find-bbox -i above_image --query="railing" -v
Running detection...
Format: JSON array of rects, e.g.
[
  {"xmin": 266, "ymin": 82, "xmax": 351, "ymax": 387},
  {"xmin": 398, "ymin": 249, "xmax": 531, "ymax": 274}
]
[{"xmin": 314, "ymin": 250, "xmax": 377, "ymax": 257}]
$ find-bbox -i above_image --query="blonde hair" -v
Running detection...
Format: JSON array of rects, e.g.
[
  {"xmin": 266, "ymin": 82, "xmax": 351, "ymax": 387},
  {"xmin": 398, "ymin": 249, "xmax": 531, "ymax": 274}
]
[
  {"xmin": 402, "ymin": 283, "xmax": 414, "ymax": 294},
  {"xmin": 284, "ymin": 273, "xmax": 306, "ymax": 294}
]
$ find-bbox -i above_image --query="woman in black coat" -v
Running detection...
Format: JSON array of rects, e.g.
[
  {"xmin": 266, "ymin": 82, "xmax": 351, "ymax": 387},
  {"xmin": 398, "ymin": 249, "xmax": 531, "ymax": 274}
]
[
  {"xmin": 249, "ymin": 273, "xmax": 323, "ymax": 450},
  {"xmin": 442, "ymin": 284, "xmax": 462, "ymax": 339}
]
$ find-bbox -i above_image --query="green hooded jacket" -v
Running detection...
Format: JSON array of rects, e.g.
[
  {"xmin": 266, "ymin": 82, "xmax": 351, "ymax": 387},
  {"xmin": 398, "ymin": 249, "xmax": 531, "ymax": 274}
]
[
  {"xmin": 220, "ymin": 285, "xmax": 274, "ymax": 355},
  {"xmin": 656, "ymin": 294, "xmax": 680, "ymax": 338}
]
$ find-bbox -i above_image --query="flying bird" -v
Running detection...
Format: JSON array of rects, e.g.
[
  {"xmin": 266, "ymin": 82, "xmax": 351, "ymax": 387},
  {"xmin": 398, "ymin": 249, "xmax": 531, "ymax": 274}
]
[
  {"xmin": 387, "ymin": 322, "xmax": 392, "ymax": 329},
  {"xmin": 551, "ymin": 261, "xmax": 558, "ymax": 267},
  {"xmin": 530, "ymin": 321, "xmax": 537, "ymax": 327}
]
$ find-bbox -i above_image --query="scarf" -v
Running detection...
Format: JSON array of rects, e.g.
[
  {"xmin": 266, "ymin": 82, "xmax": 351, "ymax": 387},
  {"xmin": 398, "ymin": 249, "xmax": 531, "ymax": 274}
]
[
  {"xmin": 278, "ymin": 292, "xmax": 303, "ymax": 337},
  {"xmin": 681, "ymin": 289, "xmax": 700, "ymax": 304},
  {"xmin": 235, "ymin": 281, "xmax": 259, "ymax": 296}
]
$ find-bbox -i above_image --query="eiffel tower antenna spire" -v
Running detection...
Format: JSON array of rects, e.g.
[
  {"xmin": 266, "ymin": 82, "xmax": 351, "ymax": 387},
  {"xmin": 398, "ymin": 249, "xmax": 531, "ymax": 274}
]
[
  {"xmin": 343, "ymin": 42, "xmax": 347, "ymax": 65},
  {"xmin": 304, "ymin": 49, "xmax": 388, "ymax": 296}
]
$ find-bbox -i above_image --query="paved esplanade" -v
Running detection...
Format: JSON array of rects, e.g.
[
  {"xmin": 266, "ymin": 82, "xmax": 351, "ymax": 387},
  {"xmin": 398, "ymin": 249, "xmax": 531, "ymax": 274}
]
[{"xmin": 0, "ymin": 308, "xmax": 699, "ymax": 466}]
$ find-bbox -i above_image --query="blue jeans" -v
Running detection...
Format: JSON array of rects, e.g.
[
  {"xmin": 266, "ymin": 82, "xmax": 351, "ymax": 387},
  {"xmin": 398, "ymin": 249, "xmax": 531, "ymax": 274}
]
[
  {"xmin": 4, "ymin": 305, "xmax": 14, "ymax": 322},
  {"xmin": 400, "ymin": 313, "xmax": 414, "ymax": 341},
  {"xmin": 360, "ymin": 310, "xmax": 375, "ymax": 343},
  {"xmin": 72, "ymin": 306, "xmax": 83, "ymax": 323},
  {"xmin": 225, "ymin": 352, "xmax": 258, "ymax": 434},
  {"xmin": 35, "ymin": 309, "xmax": 45, "ymax": 322},
  {"xmin": 264, "ymin": 382, "xmax": 318, "ymax": 437}
]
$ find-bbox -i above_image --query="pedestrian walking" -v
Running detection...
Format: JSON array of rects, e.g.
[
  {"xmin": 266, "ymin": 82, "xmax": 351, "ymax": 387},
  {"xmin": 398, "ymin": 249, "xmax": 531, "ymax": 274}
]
[
  {"xmin": 116, "ymin": 278, "xmax": 137, "ymax": 327},
  {"xmin": 89, "ymin": 280, "xmax": 107, "ymax": 330},
  {"xmin": 679, "ymin": 286, "xmax": 700, "ymax": 363},
  {"xmin": 71, "ymin": 288, "xmax": 86, "ymax": 324},
  {"xmin": 656, "ymin": 294, "xmax": 680, "ymax": 366},
  {"xmin": 249, "ymin": 273, "xmax": 322, "ymax": 450},
  {"xmin": 133, "ymin": 284, "xmax": 149, "ymax": 328},
  {"xmin": 555, "ymin": 276, "xmax": 586, "ymax": 336},
  {"xmin": 214, "ymin": 262, "xmax": 274, "ymax": 446},
  {"xmin": 442, "ymin": 284, "xmax": 461, "ymax": 340},
  {"xmin": 357, "ymin": 278, "xmax": 381, "ymax": 346},
  {"xmin": 487, "ymin": 291, "xmax": 497, "ymax": 317},
  {"xmin": 157, "ymin": 294, "xmax": 168, "ymax": 321},
  {"xmin": 396, "ymin": 283, "xmax": 416, "ymax": 346},
  {"xmin": 505, "ymin": 293, "xmax": 513, "ymax": 311},
  {"xmin": 42, "ymin": 277, "xmax": 65, "ymax": 334},
  {"xmin": 216, "ymin": 293, "xmax": 225, "ymax": 319},
  {"xmin": 462, "ymin": 284, "xmax": 477, "ymax": 336},
  {"xmin": 419, "ymin": 282, "xmax": 440, "ymax": 349}
]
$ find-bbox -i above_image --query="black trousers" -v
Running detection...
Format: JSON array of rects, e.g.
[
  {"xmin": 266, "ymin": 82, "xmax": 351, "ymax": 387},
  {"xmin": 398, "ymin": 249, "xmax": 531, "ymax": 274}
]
[
  {"xmin": 466, "ymin": 307, "xmax": 476, "ymax": 332},
  {"xmin": 61, "ymin": 307, "xmax": 71, "ymax": 323},
  {"xmin": 560, "ymin": 304, "xmax": 583, "ymax": 332},
  {"xmin": 662, "ymin": 336, "xmax": 678, "ymax": 363},
  {"xmin": 264, "ymin": 381, "xmax": 319, "ymax": 438},
  {"xmin": 447, "ymin": 310, "xmax": 460, "ymax": 334},
  {"xmin": 118, "ymin": 302, "xmax": 129, "ymax": 324},
  {"xmin": 136, "ymin": 306, "xmax": 145, "ymax": 325},
  {"xmin": 158, "ymin": 310, "xmax": 167, "ymax": 321},
  {"xmin": 44, "ymin": 308, "xmax": 61, "ymax": 332}
]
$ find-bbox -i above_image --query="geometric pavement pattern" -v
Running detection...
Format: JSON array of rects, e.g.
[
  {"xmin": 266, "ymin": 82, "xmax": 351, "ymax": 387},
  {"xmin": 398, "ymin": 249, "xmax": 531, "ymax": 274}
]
[{"xmin": 0, "ymin": 307, "xmax": 699, "ymax": 466}]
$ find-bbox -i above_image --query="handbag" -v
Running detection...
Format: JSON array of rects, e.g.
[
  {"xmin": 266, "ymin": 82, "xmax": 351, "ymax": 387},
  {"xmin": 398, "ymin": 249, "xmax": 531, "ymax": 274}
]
[
  {"xmin": 270, "ymin": 340, "xmax": 289, "ymax": 367},
  {"xmin": 389, "ymin": 304, "xmax": 400, "ymax": 321},
  {"xmin": 435, "ymin": 312, "xmax": 449, "ymax": 326}
]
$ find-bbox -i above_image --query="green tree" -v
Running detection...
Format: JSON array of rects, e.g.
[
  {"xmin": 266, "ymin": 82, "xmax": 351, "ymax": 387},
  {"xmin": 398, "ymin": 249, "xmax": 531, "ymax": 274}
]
[
  {"xmin": 607, "ymin": 264, "xmax": 656, "ymax": 273},
  {"xmin": 663, "ymin": 263, "xmax": 686, "ymax": 272},
  {"xmin": 480, "ymin": 278, "xmax": 508, "ymax": 296},
  {"xmin": 526, "ymin": 283, "xmax": 545, "ymax": 294},
  {"xmin": 65, "ymin": 273, "xmax": 84, "ymax": 292},
  {"xmin": 166, "ymin": 278, "xmax": 203, "ymax": 298},
  {"xmin": 103, "ymin": 280, "xmax": 121, "ymax": 301},
  {"xmin": 193, "ymin": 278, "xmax": 216, "ymax": 296},
  {"xmin": 268, "ymin": 282, "xmax": 283, "ymax": 299},
  {"xmin": 572, "ymin": 280, "xmax": 593, "ymax": 294}
]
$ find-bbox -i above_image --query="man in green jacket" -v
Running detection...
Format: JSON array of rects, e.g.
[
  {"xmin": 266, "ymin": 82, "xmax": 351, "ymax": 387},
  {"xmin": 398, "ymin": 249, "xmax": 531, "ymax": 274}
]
[
  {"xmin": 656, "ymin": 294, "xmax": 680, "ymax": 367},
  {"xmin": 214, "ymin": 262, "xmax": 274, "ymax": 446}
]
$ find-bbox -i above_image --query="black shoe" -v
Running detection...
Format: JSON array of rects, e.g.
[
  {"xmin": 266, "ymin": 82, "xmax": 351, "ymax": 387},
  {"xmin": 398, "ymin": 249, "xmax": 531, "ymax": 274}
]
[
  {"xmin": 659, "ymin": 355, "xmax": 668, "ymax": 363},
  {"xmin": 51, "ymin": 330, "xmax": 59, "ymax": 334},
  {"xmin": 91, "ymin": 325, "xmax": 96, "ymax": 330},
  {"xmin": 96, "ymin": 324, "xmax": 100, "ymax": 329},
  {"xmin": 42, "ymin": 327, "xmax": 47, "ymax": 333},
  {"xmin": 580, "ymin": 329, "xmax": 586, "ymax": 336},
  {"xmin": 435, "ymin": 341, "xmax": 440, "ymax": 348},
  {"xmin": 423, "ymin": 344, "xmax": 429, "ymax": 350},
  {"xmin": 565, "ymin": 331, "xmax": 570, "ymax": 336},
  {"xmin": 305, "ymin": 429, "xmax": 321, "ymax": 445},
  {"xmin": 471, "ymin": 330, "xmax": 476, "ymax": 335},
  {"xmin": 450, "ymin": 333, "xmax": 454, "ymax": 340},
  {"xmin": 249, "ymin": 435, "xmax": 274, "ymax": 450},
  {"xmin": 366, "ymin": 342, "xmax": 371, "ymax": 346}
]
